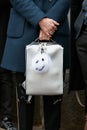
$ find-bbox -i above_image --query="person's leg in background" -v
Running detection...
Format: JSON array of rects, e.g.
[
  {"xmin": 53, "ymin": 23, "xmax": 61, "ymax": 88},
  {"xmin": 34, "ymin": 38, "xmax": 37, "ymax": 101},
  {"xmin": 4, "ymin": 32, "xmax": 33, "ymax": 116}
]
[
  {"xmin": 76, "ymin": 26, "xmax": 87, "ymax": 88},
  {"xmin": 76, "ymin": 25, "xmax": 87, "ymax": 130},
  {"xmin": 0, "ymin": 68, "xmax": 17, "ymax": 130},
  {"xmin": 14, "ymin": 72, "xmax": 34, "ymax": 130}
]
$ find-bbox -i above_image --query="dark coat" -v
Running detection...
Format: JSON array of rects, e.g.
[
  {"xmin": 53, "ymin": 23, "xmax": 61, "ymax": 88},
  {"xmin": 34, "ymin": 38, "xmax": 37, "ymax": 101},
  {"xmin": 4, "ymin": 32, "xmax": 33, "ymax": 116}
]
[
  {"xmin": 69, "ymin": 0, "xmax": 85, "ymax": 91},
  {"xmin": 1, "ymin": 0, "xmax": 71, "ymax": 72},
  {"xmin": 0, "ymin": 0, "xmax": 11, "ymax": 63}
]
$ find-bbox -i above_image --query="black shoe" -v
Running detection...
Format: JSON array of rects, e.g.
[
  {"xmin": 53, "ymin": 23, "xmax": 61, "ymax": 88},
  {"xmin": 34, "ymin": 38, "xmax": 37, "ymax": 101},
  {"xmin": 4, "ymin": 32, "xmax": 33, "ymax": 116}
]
[{"xmin": 0, "ymin": 117, "xmax": 17, "ymax": 130}]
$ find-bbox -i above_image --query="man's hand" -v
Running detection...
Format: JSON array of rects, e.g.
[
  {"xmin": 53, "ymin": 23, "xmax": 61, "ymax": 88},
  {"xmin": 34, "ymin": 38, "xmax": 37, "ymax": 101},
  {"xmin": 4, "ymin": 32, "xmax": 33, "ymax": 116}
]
[
  {"xmin": 39, "ymin": 18, "xmax": 59, "ymax": 37},
  {"xmin": 39, "ymin": 30, "xmax": 51, "ymax": 40}
]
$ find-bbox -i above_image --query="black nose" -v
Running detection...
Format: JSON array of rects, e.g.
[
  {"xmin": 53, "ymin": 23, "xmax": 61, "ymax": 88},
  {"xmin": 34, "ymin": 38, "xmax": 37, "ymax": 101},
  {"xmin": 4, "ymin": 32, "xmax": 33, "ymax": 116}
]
[{"xmin": 42, "ymin": 58, "xmax": 44, "ymax": 61}]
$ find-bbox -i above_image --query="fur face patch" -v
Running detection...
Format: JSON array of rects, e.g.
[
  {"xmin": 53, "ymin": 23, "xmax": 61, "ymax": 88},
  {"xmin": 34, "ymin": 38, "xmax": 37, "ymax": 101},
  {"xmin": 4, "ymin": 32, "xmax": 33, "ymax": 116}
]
[{"xmin": 31, "ymin": 52, "xmax": 52, "ymax": 74}]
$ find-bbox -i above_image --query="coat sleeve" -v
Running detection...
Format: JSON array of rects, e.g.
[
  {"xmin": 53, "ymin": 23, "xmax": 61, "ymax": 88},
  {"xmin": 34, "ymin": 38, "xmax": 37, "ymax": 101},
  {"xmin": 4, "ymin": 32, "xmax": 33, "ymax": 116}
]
[
  {"xmin": 46, "ymin": 0, "xmax": 71, "ymax": 24},
  {"xmin": 10, "ymin": 0, "xmax": 46, "ymax": 27}
]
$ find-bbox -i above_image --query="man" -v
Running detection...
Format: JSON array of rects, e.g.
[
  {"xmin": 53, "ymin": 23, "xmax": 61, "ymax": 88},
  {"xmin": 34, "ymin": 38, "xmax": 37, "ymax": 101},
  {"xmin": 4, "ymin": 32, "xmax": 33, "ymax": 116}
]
[
  {"xmin": 0, "ymin": 0, "xmax": 17, "ymax": 129},
  {"xmin": 1, "ymin": 0, "xmax": 71, "ymax": 130},
  {"xmin": 69, "ymin": 0, "xmax": 87, "ymax": 129}
]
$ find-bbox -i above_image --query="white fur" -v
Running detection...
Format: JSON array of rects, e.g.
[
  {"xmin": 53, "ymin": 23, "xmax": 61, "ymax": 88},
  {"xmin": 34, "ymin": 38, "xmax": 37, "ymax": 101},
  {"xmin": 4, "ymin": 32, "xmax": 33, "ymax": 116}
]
[{"xmin": 31, "ymin": 52, "xmax": 52, "ymax": 74}]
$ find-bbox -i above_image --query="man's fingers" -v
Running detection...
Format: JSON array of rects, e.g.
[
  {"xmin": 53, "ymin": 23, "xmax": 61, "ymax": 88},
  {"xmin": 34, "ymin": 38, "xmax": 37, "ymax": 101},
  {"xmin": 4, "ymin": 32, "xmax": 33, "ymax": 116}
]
[
  {"xmin": 39, "ymin": 30, "xmax": 51, "ymax": 40},
  {"xmin": 52, "ymin": 20, "xmax": 60, "ymax": 26}
]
